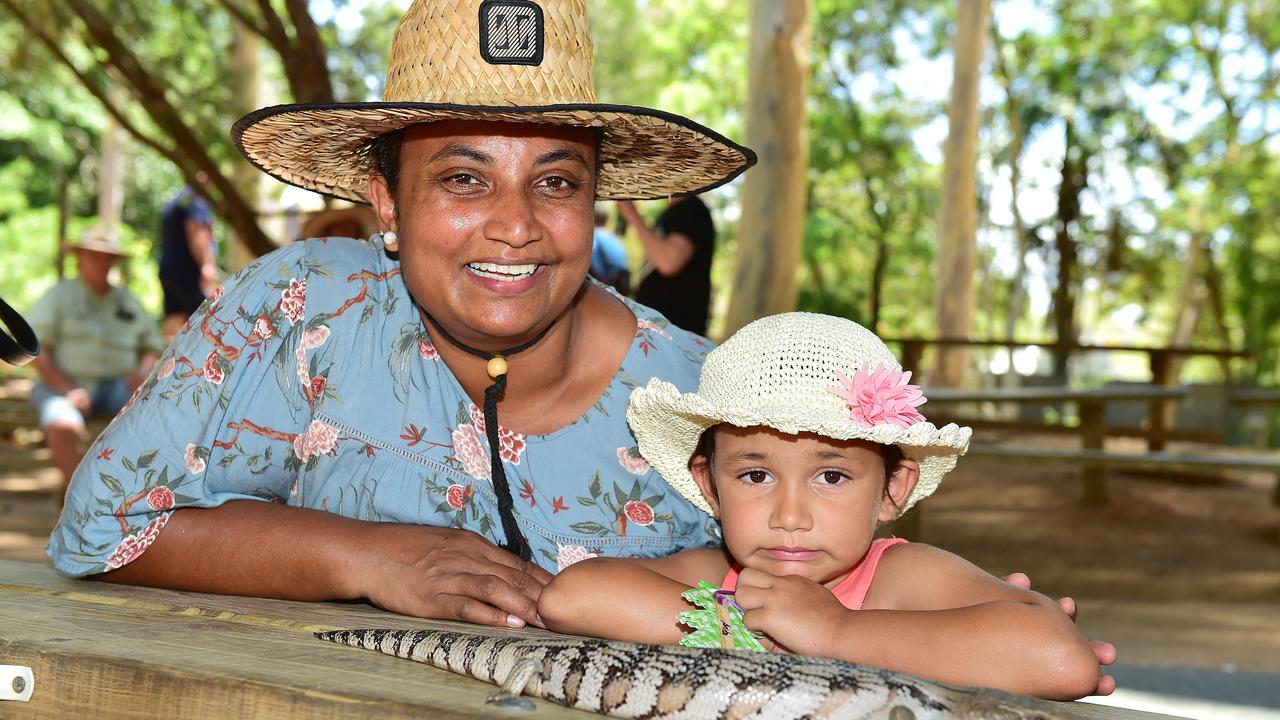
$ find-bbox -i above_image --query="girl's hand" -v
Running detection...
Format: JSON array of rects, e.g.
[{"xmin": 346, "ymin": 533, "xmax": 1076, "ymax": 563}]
[
  {"xmin": 733, "ymin": 567, "xmax": 846, "ymax": 657},
  {"xmin": 1004, "ymin": 571, "xmax": 1117, "ymax": 696}
]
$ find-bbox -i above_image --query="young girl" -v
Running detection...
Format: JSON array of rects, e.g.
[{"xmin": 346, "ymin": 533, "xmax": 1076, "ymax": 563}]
[{"xmin": 538, "ymin": 312, "xmax": 1101, "ymax": 701}]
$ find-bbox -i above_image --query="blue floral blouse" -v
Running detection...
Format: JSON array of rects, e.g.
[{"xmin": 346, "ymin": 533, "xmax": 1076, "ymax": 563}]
[{"xmin": 47, "ymin": 235, "xmax": 721, "ymax": 576}]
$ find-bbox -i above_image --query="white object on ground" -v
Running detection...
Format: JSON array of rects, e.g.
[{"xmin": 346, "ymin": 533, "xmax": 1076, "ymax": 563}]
[{"xmin": 0, "ymin": 665, "xmax": 33, "ymax": 702}]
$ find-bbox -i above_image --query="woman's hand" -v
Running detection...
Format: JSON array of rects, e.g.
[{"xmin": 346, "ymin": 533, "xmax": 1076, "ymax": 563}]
[
  {"xmin": 102, "ymin": 503, "xmax": 553, "ymax": 629},
  {"xmin": 357, "ymin": 523, "xmax": 553, "ymax": 629},
  {"xmin": 1004, "ymin": 572, "xmax": 1117, "ymax": 696}
]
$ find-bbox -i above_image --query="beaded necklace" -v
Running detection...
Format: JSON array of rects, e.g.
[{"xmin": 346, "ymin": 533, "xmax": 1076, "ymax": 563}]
[{"xmin": 421, "ymin": 311, "xmax": 556, "ymax": 562}]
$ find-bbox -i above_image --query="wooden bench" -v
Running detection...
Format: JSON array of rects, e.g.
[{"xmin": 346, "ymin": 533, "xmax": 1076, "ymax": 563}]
[
  {"xmin": 962, "ymin": 444, "xmax": 1280, "ymax": 506},
  {"xmin": 893, "ymin": 440, "xmax": 1280, "ymax": 542},
  {"xmin": 886, "ymin": 385, "xmax": 1280, "ymax": 540},
  {"xmin": 925, "ymin": 386, "xmax": 1197, "ymax": 507},
  {"xmin": 1230, "ymin": 389, "xmax": 1280, "ymax": 447},
  {"xmin": 0, "ymin": 395, "xmax": 39, "ymax": 437},
  {"xmin": 0, "ymin": 377, "xmax": 36, "ymax": 435},
  {"xmin": 889, "ymin": 338, "xmax": 1255, "ymax": 452}
]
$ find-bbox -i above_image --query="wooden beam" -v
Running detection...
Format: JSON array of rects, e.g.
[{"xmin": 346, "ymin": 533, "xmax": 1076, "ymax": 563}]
[
  {"xmin": 930, "ymin": 0, "xmax": 991, "ymax": 387},
  {"xmin": 1078, "ymin": 401, "xmax": 1108, "ymax": 505},
  {"xmin": 723, "ymin": 0, "xmax": 810, "ymax": 336},
  {"xmin": 885, "ymin": 336, "xmax": 1253, "ymax": 360}
]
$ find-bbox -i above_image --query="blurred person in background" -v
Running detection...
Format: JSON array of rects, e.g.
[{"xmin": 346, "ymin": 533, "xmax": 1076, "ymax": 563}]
[
  {"xmin": 619, "ymin": 194, "xmax": 716, "ymax": 336},
  {"xmin": 28, "ymin": 228, "xmax": 165, "ymax": 492},
  {"xmin": 589, "ymin": 204, "xmax": 631, "ymax": 295},
  {"xmin": 159, "ymin": 172, "xmax": 218, "ymax": 338}
]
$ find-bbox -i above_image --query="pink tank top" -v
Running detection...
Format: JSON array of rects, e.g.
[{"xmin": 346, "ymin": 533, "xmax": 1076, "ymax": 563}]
[{"xmin": 720, "ymin": 537, "xmax": 907, "ymax": 610}]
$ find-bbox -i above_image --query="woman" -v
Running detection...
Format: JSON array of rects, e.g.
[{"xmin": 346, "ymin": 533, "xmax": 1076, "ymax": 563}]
[{"xmin": 48, "ymin": 0, "xmax": 753, "ymax": 631}]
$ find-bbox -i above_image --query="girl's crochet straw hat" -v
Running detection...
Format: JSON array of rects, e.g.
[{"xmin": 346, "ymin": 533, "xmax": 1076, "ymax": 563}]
[
  {"xmin": 627, "ymin": 313, "xmax": 972, "ymax": 517},
  {"xmin": 233, "ymin": 0, "xmax": 756, "ymax": 204}
]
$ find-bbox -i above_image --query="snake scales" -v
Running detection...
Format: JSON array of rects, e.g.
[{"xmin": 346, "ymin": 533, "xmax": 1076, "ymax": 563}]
[{"xmin": 316, "ymin": 628, "xmax": 1068, "ymax": 719}]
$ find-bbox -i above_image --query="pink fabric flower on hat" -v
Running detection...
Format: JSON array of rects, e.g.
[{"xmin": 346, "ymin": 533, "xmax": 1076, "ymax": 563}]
[{"xmin": 830, "ymin": 365, "xmax": 927, "ymax": 428}]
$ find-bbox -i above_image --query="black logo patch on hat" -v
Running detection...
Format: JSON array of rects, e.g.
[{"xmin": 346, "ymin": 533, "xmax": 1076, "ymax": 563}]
[{"xmin": 479, "ymin": 0, "xmax": 544, "ymax": 66}]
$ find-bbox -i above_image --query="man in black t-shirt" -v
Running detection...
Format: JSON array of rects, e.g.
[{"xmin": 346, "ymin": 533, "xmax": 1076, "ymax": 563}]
[{"xmin": 619, "ymin": 194, "xmax": 716, "ymax": 336}]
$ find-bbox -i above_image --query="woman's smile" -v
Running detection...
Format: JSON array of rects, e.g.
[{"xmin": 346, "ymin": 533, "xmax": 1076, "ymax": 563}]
[{"xmin": 465, "ymin": 261, "xmax": 547, "ymax": 293}]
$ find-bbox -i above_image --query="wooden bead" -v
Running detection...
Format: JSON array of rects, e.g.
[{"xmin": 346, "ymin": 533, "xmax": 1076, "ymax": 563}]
[{"xmin": 486, "ymin": 355, "xmax": 508, "ymax": 379}]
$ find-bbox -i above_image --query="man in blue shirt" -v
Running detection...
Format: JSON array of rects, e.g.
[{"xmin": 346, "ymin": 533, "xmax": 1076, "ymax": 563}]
[
  {"xmin": 590, "ymin": 205, "xmax": 631, "ymax": 295},
  {"xmin": 158, "ymin": 173, "xmax": 218, "ymax": 338}
]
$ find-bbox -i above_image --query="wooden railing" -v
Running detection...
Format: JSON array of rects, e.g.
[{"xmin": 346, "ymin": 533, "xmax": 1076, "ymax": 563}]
[{"xmin": 884, "ymin": 337, "xmax": 1254, "ymax": 451}]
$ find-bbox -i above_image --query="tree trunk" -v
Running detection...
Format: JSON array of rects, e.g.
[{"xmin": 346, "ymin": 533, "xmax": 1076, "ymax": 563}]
[
  {"xmin": 98, "ymin": 85, "xmax": 128, "ymax": 237},
  {"xmin": 282, "ymin": 0, "xmax": 335, "ymax": 104},
  {"xmin": 56, "ymin": 174, "xmax": 69, "ymax": 279},
  {"xmin": 1050, "ymin": 121, "xmax": 1086, "ymax": 380},
  {"xmin": 229, "ymin": 16, "xmax": 267, "ymax": 273},
  {"xmin": 61, "ymin": 0, "xmax": 277, "ymax": 257},
  {"xmin": 1201, "ymin": 242, "xmax": 1235, "ymax": 380},
  {"xmin": 990, "ymin": 20, "xmax": 1030, "ymax": 352},
  {"xmin": 0, "ymin": 0, "xmax": 333, "ymax": 260},
  {"xmin": 98, "ymin": 84, "xmax": 131, "ymax": 284},
  {"xmin": 869, "ymin": 234, "xmax": 888, "ymax": 333},
  {"xmin": 1168, "ymin": 232, "xmax": 1207, "ymax": 347},
  {"xmin": 723, "ymin": 0, "xmax": 811, "ymax": 337},
  {"xmin": 930, "ymin": 0, "xmax": 990, "ymax": 387}
]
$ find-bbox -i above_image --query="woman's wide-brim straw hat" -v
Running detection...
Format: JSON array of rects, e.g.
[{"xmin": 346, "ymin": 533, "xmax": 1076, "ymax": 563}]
[
  {"xmin": 233, "ymin": 0, "xmax": 756, "ymax": 204},
  {"xmin": 627, "ymin": 313, "xmax": 972, "ymax": 518}
]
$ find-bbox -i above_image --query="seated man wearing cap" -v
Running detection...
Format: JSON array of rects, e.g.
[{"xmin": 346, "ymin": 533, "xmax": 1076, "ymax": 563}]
[{"xmin": 27, "ymin": 229, "xmax": 165, "ymax": 493}]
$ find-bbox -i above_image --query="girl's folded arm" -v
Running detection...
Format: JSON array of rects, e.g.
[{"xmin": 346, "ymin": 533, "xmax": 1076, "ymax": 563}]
[
  {"xmin": 538, "ymin": 549, "xmax": 730, "ymax": 644},
  {"xmin": 827, "ymin": 543, "xmax": 1100, "ymax": 700}
]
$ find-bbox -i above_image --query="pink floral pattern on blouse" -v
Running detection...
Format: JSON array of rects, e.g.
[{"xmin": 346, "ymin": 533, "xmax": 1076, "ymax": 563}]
[{"xmin": 49, "ymin": 236, "xmax": 719, "ymax": 576}]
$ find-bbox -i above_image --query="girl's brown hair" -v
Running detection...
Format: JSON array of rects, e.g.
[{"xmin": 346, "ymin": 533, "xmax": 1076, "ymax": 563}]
[{"xmin": 691, "ymin": 425, "xmax": 906, "ymax": 509}]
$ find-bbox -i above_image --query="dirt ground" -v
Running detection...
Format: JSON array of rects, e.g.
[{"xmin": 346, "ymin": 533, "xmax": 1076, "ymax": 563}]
[
  {"xmin": 3, "ymin": 427, "xmax": 1278, "ymax": 675},
  {"xmin": 905, "ymin": 430, "xmax": 1280, "ymax": 674}
]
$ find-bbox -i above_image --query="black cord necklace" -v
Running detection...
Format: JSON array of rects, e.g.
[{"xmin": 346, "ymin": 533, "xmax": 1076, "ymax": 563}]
[{"xmin": 421, "ymin": 310, "xmax": 555, "ymax": 562}]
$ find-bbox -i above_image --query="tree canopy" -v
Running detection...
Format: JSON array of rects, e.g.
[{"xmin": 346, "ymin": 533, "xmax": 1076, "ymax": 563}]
[{"xmin": 1, "ymin": 0, "xmax": 1278, "ymax": 386}]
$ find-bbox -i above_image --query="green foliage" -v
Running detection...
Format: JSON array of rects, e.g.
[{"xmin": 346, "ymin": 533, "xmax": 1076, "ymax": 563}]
[
  {"xmin": 590, "ymin": 0, "xmax": 748, "ymax": 134},
  {"xmin": 325, "ymin": 1, "xmax": 403, "ymax": 101},
  {"xmin": 1, "ymin": 0, "xmax": 1278, "ymax": 390},
  {"xmin": 0, "ymin": 0, "xmax": 398, "ymax": 317},
  {"xmin": 0, "ymin": 206, "xmax": 60, "ymax": 305},
  {"xmin": 801, "ymin": 0, "xmax": 946, "ymax": 336}
]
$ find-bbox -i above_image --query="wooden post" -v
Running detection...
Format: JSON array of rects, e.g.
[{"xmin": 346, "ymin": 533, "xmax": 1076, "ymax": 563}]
[
  {"xmin": 1147, "ymin": 349, "xmax": 1172, "ymax": 451},
  {"xmin": 930, "ymin": 0, "xmax": 990, "ymax": 388},
  {"xmin": 98, "ymin": 85, "xmax": 127, "ymax": 235},
  {"xmin": 55, "ymin": 174, "xmax": 69, "ymax": 279},
  {"xmin": 1079, "ymin": 400, "xmax": 1108, "ymax": 505},
  {"xmin": 99, "ymin": 84, "xmax": 129, "ymax": 284},
  {"xmin": 229, "ymin": 15, "xmax": 267, "ymax": 269},
  {"xmin": 723, "ymin": 0, "xmax": 811, "ymax": 337},
  {"xmin": 900, "ymin": 340, "xmax": 924, "ymax": 378}
]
